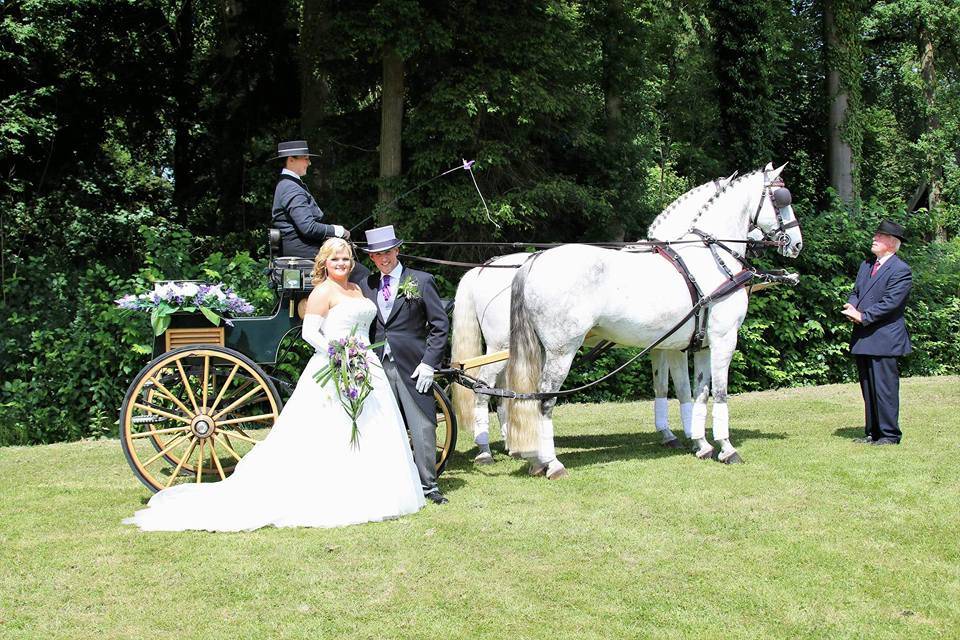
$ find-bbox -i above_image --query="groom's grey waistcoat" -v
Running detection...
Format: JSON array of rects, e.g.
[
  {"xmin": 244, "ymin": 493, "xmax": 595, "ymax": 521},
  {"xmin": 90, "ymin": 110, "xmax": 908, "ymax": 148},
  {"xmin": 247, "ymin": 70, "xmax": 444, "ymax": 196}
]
[{"xmin": 361, "ymin": 267, "xmax": 449, "ymax": 419}]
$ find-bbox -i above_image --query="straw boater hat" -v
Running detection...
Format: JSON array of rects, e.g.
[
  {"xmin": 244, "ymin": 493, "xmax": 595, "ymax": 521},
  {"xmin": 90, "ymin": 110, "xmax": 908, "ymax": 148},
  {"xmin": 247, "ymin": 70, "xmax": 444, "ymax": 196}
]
[
  {"xmin": 875, "ymin": 219, "xmax": 906, "ymax": 242},
  {"xmin": 361, "ymin": 225, "xmax": 403, "ymax": 253},
  {"xmin": 272, "ymin": 140, "xmax": 320, "ymax": 160}
]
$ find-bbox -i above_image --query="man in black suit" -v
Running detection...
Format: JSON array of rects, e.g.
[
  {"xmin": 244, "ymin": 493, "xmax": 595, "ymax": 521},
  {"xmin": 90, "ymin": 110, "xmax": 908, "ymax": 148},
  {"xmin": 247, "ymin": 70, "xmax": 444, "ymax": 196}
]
[
  {"xmin": 842, "ymin": 219, "xmax": 912, "ymax": 446},
  {"xmin": 270, "ymin": 139, "xmax": 368, "ymax": 283},
  {"xmin": 359, "ymin": 226, "xmax": 450, "ymax": 503}
]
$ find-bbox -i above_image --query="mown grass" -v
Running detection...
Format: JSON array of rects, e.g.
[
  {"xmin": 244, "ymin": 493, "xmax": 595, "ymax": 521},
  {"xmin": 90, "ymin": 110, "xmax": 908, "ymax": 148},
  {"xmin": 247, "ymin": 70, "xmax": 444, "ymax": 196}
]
[{"xmin": 1, "ymin": 376, "xmax": 958, "ymax": 639}]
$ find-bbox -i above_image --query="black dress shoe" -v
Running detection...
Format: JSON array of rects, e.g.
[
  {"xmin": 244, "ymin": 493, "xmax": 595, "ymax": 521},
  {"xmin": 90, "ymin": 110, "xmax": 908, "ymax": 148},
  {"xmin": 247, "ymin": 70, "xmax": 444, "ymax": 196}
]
[
  {"xmin": 853, "ymin": 436, "xmax": 875, "ymax": 444},
  {"xmin": 425, "ymin": 491, "xmax": 448, "ymax": 505},
  {"xmin": 870, "ymin": 437, "xmax": 900, "ymax": 446}
]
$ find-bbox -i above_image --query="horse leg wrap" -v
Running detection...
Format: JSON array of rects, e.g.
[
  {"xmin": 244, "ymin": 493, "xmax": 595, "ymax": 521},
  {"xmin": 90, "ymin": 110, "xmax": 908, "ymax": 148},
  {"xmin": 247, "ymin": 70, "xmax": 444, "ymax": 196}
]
[
  {"xmin": 712, "ymin": 403, "xmax": 729, "ymax": 441},
  {"xmin": 474, "ymin": 429, "xmax": 489, "ymax": 447},
  {"xmin": 691, "ymin": 402, "xmax": 708, "ymax": 440},
  {"xmin": 537, "ymin": 418, "xmax": 557, "ymax": 464},
  {"xmin": 654, "ymin": 397, "xmax": 669, "ymax": 431},
  {"xmin": 680, "ymin": 402, "xmax": 693, "ymax": 439}
]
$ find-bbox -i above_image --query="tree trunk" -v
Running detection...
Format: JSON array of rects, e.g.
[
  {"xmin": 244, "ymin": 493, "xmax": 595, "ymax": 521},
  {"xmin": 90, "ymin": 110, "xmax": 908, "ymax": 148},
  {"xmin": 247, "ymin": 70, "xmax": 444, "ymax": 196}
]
[
  {"xmin": 920, "ymin": 27, "xmax": 945, "ymax": 240},
  {"xmin": 602, "ymin": 0, "xmax": 626, "ymax": 241},
  {"xmin": 172, "ymin": 0, "xmax": 194, "ymax": 224},
  {"xmin": 378, "ymin": 45, "xmax": 404, "ymax": 225},
  {"xmin": 824, "ymin": 0, "xmax": 858, "ymax": 208},
  {"xmin": 300, "ymin": 0, "xmax": 332, "ymax": 194}
]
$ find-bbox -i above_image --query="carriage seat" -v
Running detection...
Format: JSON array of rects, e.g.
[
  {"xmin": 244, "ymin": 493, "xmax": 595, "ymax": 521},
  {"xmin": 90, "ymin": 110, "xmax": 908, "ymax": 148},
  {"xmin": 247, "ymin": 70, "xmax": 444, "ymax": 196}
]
[{"xmin": 268, "ymin": 228, "xmax": 317, "ymax": 291}]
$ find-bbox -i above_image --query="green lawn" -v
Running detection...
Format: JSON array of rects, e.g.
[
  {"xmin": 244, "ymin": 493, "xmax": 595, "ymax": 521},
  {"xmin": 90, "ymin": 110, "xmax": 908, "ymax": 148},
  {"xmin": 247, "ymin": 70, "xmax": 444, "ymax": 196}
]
[{"xmin": 2, "ymin": 376, "xmax": 958, "ymax": 639}]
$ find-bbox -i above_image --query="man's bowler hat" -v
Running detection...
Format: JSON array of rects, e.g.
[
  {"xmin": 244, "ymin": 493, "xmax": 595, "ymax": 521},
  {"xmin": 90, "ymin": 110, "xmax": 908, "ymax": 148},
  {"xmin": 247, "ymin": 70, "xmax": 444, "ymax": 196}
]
[{"xmin": 876, "ymin": 219, "xmax": 906, "ymax": 242}]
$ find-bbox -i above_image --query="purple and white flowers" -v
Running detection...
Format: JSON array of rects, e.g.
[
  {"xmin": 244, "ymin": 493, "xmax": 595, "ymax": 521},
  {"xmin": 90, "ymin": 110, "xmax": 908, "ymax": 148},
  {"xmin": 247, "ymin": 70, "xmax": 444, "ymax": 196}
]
[
  {"xmin": 313, "ymin": 328, "xmax": 383, "ymax": 448},
  {"xmin": 116, "ymin": 281, "xmax": 255, "ymax": 336}
]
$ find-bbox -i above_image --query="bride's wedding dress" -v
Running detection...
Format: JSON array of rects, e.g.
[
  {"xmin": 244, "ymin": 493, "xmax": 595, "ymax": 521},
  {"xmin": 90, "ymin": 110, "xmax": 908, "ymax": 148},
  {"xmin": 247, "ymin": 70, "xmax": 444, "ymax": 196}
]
[{"xmin": 124, "ymin": 297, "xmax": 425, "ymax": 531}]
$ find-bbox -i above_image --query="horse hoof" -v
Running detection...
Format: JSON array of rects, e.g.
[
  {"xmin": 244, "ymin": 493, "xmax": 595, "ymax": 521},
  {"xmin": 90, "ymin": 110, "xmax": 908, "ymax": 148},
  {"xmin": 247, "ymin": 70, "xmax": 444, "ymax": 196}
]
[
  {"xmin": 547, "ymin": 466, "xmax": 569, "ymax": 480},
  {"xmin": 510, "ymin": 450, "xmax": 523, "ymax": 460},
  {"xmin": 661, "ymin": 437, "xmax": 684, "ymax": 449},
  {"xmin": 546, "ymin": 460, "xmax": 568, "ymax": 480},
  {"xmin": 474, "ymin": 451, "xmax": 494, "ymax": 465},
  {"xmin": 528, "ymin": 463, "xmax": 547, "ymax": 477},
  {"xmin": 718, "ymin": 451, "xmax": 743, "ymax": 465},
  {"xmin": 694, "ymin": 446, "xmax": 714, "ymax": 460}
]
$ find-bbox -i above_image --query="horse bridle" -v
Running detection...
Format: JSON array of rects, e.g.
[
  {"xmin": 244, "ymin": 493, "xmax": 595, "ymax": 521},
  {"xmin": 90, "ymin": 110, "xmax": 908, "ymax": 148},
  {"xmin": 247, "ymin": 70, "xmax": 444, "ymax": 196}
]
[{"xmin": 751, "ymin": 172, "xmax": 800, "ymax": 249}]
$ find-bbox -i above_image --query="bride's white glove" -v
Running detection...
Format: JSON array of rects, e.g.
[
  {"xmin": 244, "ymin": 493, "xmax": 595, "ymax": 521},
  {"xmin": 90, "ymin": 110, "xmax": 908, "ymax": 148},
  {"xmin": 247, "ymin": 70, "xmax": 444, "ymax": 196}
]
[
  {"xmin": 410, "ymin": 363, "xmax": 435, "ymax": 394},
  {"xmin": 302, "ymin": 314, "xmax": 328, "ymax": 353}
]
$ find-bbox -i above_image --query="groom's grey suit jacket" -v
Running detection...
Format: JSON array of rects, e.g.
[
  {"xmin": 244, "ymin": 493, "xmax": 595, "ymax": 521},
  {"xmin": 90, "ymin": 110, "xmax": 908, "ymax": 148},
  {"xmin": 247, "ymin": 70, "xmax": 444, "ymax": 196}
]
[{"xmin": 361, "ymin": 266, "xmax": 449, "ymax": 420}]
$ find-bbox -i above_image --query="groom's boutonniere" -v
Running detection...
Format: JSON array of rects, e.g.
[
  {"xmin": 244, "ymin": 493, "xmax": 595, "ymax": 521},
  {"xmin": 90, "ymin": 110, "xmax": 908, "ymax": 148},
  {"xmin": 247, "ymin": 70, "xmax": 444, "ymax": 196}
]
[{"xmin": 398, "ymin": 276, "xmax": 421, "ymax": 299}]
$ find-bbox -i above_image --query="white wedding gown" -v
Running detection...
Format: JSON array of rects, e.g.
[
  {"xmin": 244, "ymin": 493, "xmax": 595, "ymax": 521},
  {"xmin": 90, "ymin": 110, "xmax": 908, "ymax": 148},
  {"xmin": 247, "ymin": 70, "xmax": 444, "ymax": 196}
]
[{"xmin": 124, "ymin": 297, "xmax": 425, "ymax": 531}]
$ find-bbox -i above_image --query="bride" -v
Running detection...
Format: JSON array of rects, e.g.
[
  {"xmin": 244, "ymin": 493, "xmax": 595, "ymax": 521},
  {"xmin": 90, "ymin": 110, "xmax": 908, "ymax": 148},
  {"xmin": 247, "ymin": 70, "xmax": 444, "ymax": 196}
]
[{"xmin": 124, "ymin": 239, "xmax": 425, "ymax": 531}]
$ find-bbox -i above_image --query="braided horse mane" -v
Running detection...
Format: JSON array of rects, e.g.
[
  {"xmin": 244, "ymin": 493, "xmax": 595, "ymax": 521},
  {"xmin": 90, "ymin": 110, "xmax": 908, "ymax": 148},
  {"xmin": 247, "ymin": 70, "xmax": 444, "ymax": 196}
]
[{"xmin": 646, "ymin": 169, "xmax": 758, "ymax": 241}]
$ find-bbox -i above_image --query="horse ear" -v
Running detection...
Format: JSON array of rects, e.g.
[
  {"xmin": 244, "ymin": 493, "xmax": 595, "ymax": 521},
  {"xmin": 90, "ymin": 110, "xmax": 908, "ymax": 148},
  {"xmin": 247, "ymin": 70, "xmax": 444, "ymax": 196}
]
[
  {"xmin": 763, "ymin": 162, "xmax": 774, "ymax": 171},
  {"xmin": 770, "ymin": 162, "xmax": 788, "ymax": 180}
]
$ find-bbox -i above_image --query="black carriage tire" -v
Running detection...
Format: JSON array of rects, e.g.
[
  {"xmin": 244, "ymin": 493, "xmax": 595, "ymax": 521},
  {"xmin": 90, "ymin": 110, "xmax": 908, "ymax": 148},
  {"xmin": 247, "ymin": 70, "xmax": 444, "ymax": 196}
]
[
  {"xmin": 120, "ymin": 345, "xmax": 283, "ymax": 493},
  {"xmin": 433, "ymin": 382, "xmax": 457, "ymax": 476}
]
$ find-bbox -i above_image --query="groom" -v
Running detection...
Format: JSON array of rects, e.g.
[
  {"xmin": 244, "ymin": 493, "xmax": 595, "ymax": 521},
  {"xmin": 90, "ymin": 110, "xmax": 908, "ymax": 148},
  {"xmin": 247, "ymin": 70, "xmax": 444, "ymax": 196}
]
[{"xmin": 359, "ymin": 226, "xmax": 451, "ymax": 504}]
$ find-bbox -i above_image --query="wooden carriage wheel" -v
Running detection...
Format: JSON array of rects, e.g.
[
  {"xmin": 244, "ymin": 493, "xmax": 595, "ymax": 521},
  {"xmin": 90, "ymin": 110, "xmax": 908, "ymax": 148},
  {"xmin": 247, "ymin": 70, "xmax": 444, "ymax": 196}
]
[
  {"xmin": 121, "ymin": 346, "xmax": 282, "ymax": 493},
  {"xmin": 433, "ymin": 384, "xmax": 457, "ymax": 475}
]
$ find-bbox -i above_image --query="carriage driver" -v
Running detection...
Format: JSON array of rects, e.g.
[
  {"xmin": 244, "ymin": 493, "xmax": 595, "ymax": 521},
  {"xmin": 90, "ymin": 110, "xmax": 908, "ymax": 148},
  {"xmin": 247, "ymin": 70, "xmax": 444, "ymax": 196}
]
[{"xmin": 270, "ymin": 140, "xmax": 369, "ymax": 283}]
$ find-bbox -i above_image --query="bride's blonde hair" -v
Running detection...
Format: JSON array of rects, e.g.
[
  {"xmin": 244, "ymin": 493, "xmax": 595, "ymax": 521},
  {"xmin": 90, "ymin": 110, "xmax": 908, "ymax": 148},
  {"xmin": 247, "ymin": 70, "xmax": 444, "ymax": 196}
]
[{"xmin": 312, "ymin": 238, "xmax": 355, "ymax": 282}]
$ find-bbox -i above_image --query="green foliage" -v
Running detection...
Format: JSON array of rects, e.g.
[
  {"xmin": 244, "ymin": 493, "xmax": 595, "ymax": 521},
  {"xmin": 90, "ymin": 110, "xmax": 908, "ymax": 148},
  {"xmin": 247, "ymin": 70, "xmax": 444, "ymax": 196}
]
[{"xmin": 2, "ymin": 0, "xmax": 960, "ymax": 443}]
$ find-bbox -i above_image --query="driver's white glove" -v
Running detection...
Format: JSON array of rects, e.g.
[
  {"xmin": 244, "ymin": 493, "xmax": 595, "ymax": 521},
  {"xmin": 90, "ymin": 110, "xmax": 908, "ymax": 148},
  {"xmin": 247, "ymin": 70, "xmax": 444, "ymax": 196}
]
[
  {"xmin": 333, "ymin": 225, "xmax": 350, "ymax": 239},
  {"xmin": 411, "ymin": 363, "xmax": 435, "ymax": 394}
]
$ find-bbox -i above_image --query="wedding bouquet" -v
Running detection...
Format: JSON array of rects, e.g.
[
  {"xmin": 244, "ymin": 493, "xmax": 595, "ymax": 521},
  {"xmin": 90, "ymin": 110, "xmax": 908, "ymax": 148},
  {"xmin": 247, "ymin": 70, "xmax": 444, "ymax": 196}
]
[
  {"xmin": 116, "ymin": 281, "xmax": 255, "ymax": 336},
  {"xmin": 312, "ymin": 328, "xmax": 383, "ymax": 448}
]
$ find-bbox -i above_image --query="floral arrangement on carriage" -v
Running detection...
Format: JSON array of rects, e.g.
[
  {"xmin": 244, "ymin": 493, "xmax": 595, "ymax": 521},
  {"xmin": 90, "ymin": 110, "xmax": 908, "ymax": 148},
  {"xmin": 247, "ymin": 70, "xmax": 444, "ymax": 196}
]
[{"xmin": 116, "ymin": 281, "xmax": 255, "ymax": 336}]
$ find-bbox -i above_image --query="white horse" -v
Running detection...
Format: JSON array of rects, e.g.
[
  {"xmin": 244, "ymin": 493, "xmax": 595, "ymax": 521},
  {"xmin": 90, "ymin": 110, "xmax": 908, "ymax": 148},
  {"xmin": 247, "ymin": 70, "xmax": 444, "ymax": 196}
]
[
  {"xmin": 450, "ymin": 177, "xmax": 738, "ymax": 463},
  {"xmin": 505, "ymin": 164, "xmax": 802, "ymax": 478}
]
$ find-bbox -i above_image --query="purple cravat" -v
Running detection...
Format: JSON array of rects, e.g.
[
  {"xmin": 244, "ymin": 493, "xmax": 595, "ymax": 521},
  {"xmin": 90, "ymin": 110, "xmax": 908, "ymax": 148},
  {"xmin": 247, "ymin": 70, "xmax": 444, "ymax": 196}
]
[{"xmin": 381, "ymin": 274, "xmax": 392, "ymax": 301}]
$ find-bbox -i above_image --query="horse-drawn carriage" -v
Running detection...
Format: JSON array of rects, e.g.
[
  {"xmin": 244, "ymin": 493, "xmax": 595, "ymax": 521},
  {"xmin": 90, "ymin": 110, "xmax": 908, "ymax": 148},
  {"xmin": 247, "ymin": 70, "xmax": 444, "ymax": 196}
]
[
  {"xmin": 119, "ymin": 230, "xmax": 458, "ymax": 492},
  {"xmin": 120, "ymin": 162, "xmax": 803, "ymax": 489}
]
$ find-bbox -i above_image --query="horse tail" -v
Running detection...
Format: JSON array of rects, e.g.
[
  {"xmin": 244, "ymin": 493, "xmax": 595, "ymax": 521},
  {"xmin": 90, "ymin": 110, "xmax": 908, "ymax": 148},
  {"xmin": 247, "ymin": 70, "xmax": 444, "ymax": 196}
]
[
  {"xmin": 451, "ymin": 269, "xmax": 482, "ymax": 431},
  {"xmin": 505, "ymin": 260, "xmax": 543, "ymax": 454}
]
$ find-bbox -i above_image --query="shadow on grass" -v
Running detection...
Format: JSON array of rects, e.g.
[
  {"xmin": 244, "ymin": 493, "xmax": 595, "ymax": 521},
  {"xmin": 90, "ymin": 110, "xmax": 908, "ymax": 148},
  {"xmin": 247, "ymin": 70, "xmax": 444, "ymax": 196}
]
[
  {"xmin": 833, "ymin": 426, "xmax": 866, "ymax": 440},
  {"xmin": 552, "ymin": 430, "xmax": 788, "ymax": 470},
  {"xmin": 445, "ymin": 430, "xmax": 789, "ymax": 476}
]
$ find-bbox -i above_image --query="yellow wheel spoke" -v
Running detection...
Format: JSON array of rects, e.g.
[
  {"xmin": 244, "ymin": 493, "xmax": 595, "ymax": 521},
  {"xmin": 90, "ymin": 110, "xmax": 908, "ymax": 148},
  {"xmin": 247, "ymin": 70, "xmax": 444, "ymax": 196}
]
[
  {"xmin": 218, "ymin": 429, "xmax": 259, "ymax": 445},
  {"xmin": 142, "ymin": 434, "xmax": 188, "ymax": 467},
  {"xmin": 133, "ymin": 404, "xmax": 192, "ymax": 425},
  {"xmin": 147, "ymin": 377, "xmax": 195, "ymax": 418},
  {"xmin": 201, "ymin": 355, "xmax": 210, "ymax": 412},
  {"xmin": 176, "ymin": 360, "xmax": 200, "ymax": 414},
  {"xmin": 196, "ymin": 439, "xmax": 204, "ymax": 483},
  {"xmin": 209, "ymin": 364, "xmax": 239, "ymax": 414},
  {"xmin": 217, "ymin": 434, "xmax": 242, "ymax": 461},
  {"xmin": 216, "ymin": 413, "xmax": 276, "ymax": 427},
  {"xmin": 165, "ymin": 437, "xmax": 198, "ymax": 489},
  {"xmin": 222, "ymin": 393, "xmax": 271, "ymax": 416},
  {"xmin": 209, "ymin": 438, "xmax": 227, "ymax": 481},
  {"xmin": 129, "ymin": 425, "xmax": 190, "ymax": 438},
  {"xmin": 212, "ymin": 386, "xmax": 263, "ymax": 420}
]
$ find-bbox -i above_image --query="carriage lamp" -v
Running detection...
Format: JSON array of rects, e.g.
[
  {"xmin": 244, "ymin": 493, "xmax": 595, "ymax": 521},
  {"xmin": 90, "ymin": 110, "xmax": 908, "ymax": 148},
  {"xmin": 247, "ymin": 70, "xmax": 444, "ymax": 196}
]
[{"xmin": 282, "ymin": 269, "xmax": 302, "ymax": 290}]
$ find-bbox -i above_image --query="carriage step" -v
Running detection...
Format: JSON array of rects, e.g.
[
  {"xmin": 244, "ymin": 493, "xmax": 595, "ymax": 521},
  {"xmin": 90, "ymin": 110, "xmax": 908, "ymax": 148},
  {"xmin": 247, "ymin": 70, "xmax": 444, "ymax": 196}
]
[{"xmin": 131, "ymin": 415, "xmax": 166, "ymax": 425}]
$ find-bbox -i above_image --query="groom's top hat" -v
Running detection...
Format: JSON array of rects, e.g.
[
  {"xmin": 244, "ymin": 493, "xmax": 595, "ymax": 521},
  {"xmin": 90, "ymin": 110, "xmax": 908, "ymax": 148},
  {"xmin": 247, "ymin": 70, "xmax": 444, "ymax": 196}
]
[
  {"xmin": 272, "ymin": 140, "xmax": 320, "ymax": 160},
  {"xmin": 875, "ymin": 219, "xmax": 906, "ymax": 242},
  {"xmin": 361, "ymin": 225, "xmax": 403, "ymax": 253}
]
